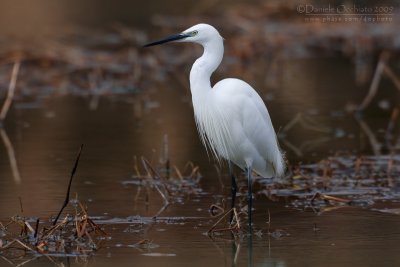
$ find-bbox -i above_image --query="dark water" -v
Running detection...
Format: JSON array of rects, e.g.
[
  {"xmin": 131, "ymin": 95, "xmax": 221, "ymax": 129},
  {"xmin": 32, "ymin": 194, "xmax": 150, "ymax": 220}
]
[{"xmin": 1, "ymin": 56, "xmax": 400, "ymax": 266}]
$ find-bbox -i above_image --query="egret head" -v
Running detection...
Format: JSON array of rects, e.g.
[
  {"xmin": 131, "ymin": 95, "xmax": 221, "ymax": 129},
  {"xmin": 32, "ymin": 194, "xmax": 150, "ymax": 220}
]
[{"xmin": 144, "ymin": 23, "xmax": 223, "ymax": 47}]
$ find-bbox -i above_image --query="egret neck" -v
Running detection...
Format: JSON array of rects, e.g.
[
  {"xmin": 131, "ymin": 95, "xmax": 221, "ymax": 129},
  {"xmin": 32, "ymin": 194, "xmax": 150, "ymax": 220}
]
[{"xmin": 189, "ymin": 38, "xmax": 224, "ymax": 100}]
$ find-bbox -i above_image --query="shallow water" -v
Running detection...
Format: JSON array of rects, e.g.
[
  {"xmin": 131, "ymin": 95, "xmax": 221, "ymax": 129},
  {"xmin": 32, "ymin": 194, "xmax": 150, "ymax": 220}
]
[{"xmin": 1, "ymin": 56, "xmax": 400, "ymax": 266}]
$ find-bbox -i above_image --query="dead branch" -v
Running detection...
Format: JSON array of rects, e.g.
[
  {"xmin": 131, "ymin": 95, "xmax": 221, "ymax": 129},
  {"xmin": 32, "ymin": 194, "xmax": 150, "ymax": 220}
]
[
  {"xmin": 0, "ymin": 60, "xmax": 20, "ymax": 121},
  {"xmin": 53, "ymin": 144, "xmax": 84, "ymax": 225}
]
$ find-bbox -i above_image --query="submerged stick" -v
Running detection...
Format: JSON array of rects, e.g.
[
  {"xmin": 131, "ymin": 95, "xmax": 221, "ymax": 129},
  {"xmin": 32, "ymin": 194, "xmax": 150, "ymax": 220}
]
[
  {"xmin": 310, "ymin": 192, "xmax": 350, "ymax": 204},
  {"xmin": 207, "ymin": 208, "xmax": 241, "ymax": 235},
  {"xmin": 383, "ymin": 64, "xmax": 400, "ymax": 91},
  {"xmin": 0, "ymin": 129, "xmax": 21, "ymax": 184},
  {"xmin": 53, "ymin": 144, "xmax": 84, "ymax": 225},
  {"xmin": 208, "ymin": 208, "xmax": 233, "ymax": 234},
  {"xmin": 358, "ymin": 52, "xmax": 388, "ymax": 110},
  {"xmin": 34, "ymin": 219, "xmax": 40, "ymax": 239},
  {"xmin": 162, "ymin": 134, "xmax": 170, "ymax": 179},
  {"xmin": 141, "ymin": 156, "xmax": 170, "ymax": 204},
  {"xmin": 356, "ymin": 117, "xmax": 381, "ymax": 156},
  {"xmin": 18, "ymin": 197, "xmax": 23, "ymax": 213},
  {"xmin": 0, "ymin": 61, "xmax": 20, "ymax": 121},
  {"xmin": 0, "ymin": 239, "xmax": 35, "ymax": 252}
]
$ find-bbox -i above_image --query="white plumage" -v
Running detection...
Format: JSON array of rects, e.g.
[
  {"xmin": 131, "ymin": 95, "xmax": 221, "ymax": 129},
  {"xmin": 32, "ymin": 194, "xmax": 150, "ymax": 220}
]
[
  {"xmin": 144, "ymin": 23, "xmax": 285, "ymax": 231},
  {"xmin": 185, "ymin": 24, "xmax": 285, "ymax": 178},
  {"xmin": 194, "ymin": 78, "xmax": 285, "ymax": 178}
]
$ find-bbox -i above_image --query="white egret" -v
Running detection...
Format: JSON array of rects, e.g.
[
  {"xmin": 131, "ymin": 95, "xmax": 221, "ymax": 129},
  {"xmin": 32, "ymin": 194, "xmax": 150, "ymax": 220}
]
[{"xmin": 144, "ymin": 23, "xmax": 285, "ymax": 233}]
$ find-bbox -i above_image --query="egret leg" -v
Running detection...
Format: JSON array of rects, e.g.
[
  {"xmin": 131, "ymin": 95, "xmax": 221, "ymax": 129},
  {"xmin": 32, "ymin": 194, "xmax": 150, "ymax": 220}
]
[
  {"xmin": 246, "ymin": 167, "xmax": 253, "ymax": 234},
  {"xmin": 248, "ymin": 233, "xmax": 253, "ymax": 267},
  {"xmin": 229, "ymin": 161, "xmax": 238, "ymax": 223}
]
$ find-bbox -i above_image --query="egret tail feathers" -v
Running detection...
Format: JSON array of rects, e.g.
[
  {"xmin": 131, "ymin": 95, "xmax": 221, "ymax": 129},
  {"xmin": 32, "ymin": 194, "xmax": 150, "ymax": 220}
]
[
  {"xmin": 273, "ymin": 149, "xmax": 286, "ymax": 178},
  {"xmin": 254, "ymin": 150, "xmax": 286, "ymax": 178}
]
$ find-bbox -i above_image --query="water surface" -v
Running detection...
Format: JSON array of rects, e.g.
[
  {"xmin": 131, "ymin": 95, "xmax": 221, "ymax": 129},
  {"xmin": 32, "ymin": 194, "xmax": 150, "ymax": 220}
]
[{"xmin": 1, "ymin": 56, "xmax": 400, "ymax": 266}]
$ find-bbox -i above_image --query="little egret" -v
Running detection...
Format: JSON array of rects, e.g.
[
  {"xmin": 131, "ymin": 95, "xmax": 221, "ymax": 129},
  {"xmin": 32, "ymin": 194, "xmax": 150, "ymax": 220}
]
[{"xmin": 144, "ymin": 23, "xmax": 285, "ymax": 233}]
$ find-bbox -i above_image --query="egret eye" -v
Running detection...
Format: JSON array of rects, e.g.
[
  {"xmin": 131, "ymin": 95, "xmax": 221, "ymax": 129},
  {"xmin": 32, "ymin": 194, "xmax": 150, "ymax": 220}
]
[{"xmin": 191, "ymin": 30, "xmax": 198, "ymax": 36}]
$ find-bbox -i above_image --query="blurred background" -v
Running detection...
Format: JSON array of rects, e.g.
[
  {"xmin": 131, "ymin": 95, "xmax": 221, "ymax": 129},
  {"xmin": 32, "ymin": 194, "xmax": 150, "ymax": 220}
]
[
  {"xmin": 0, "ymin": 0, "xmax": 263, "ymax": 35},
  {"xmin": 0, "ymin": 0, "xmax": 400, "ymax": 266}
]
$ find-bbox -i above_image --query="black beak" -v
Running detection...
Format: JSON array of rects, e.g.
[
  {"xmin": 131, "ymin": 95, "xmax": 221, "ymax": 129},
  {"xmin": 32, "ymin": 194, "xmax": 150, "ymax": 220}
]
[{"xmin": 143, "ymin": 33, "xmax": 191, "ymax": 47}]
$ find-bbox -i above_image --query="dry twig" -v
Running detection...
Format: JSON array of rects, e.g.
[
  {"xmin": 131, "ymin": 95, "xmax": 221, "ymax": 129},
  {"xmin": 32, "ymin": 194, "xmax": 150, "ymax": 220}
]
[
  {"xmin": 53, "ymin": 144, "xmax": 84, "ymax": 225},
  {"xmin": 0, "ymin": 61, "xmax": 20, "ymax": 121}
]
